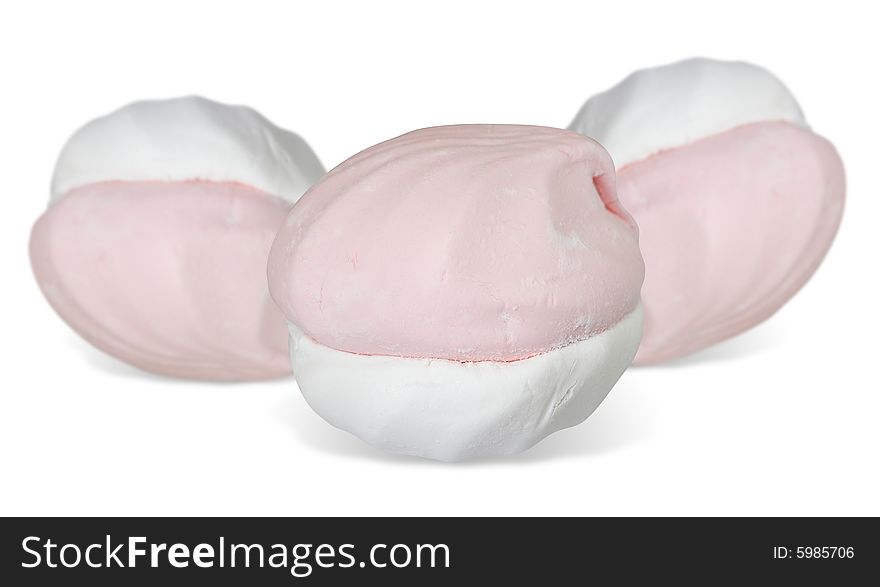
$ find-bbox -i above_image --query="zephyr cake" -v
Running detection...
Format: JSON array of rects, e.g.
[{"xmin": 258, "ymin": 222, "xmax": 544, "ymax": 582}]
[
  {"xmin": 268, "ymin": 125, "xmax": 645, "ymax": 461},
  {"xmin": 30, "ymin": 97, "xmax": 325, "ymax": 380},
  {"xmin": 570, "ymin": 58, "xmax": 845, "ymax": 364}
]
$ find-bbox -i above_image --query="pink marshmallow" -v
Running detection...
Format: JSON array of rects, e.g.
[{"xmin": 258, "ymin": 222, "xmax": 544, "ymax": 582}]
[
  {"xmin": 268, "ymin": 124, "xmax": 644, "ymax": 362},
  {"xmin": 31, "ymin": 96, "xmax": 324, "ymax": 379},
  {"xmin": 618, "ymin": 122, "xmax": 845, "ymax": 363},
  {"xmin": 570, "ymin": 59, "xmax": 845, "ymax": 363},
  {"xmin": 30, "ymin": 181, "xmax": 293, "ymax": 380}
]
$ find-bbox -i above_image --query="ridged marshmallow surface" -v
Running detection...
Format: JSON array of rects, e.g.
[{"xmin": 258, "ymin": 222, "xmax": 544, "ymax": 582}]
[{"xmin": 269, "ymin": 124, "xmax": 644, "ymax": 363}]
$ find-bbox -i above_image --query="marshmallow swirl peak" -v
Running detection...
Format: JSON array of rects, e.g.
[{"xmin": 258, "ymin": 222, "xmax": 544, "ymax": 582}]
[
  {"xmin": 268, "ymin": 125, "xmax": 644, "ymax": 362},
  {"xmin": 569, "ymin": 58, "xmax": 807, "ymax": 168},
  {"xmin": 51, "ymin": 95, "xmax": 324, "ymax": 203}
]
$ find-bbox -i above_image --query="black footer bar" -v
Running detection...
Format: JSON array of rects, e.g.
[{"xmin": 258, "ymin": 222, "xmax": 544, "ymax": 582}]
[{"xmin": 2, "ymin": 517, "xmax": 876, "ymax": 584}]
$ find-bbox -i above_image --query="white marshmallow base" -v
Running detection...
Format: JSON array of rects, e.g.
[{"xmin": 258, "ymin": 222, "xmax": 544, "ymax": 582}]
[{"xmin": 289, "ymin": 306, "xmax": 643, "ymax": 461}]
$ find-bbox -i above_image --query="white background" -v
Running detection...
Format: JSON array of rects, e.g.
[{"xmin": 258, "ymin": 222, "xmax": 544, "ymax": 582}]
[{"xmin": 1, "ymin": 0, "xmax": 878, "ymax": 516}]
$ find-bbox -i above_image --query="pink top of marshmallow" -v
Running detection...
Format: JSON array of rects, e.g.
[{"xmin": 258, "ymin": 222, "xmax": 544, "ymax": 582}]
[
  {"xmin": 31, "ymin": 180, "xmax": 292, "ymax": 380},
  {"xmin": 268, "ymin": 125, "xmax": 644, "ymax": 362},
  {"xmin": 618, "ymin": 121, "xmax": 845, "ymax": 364}
]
